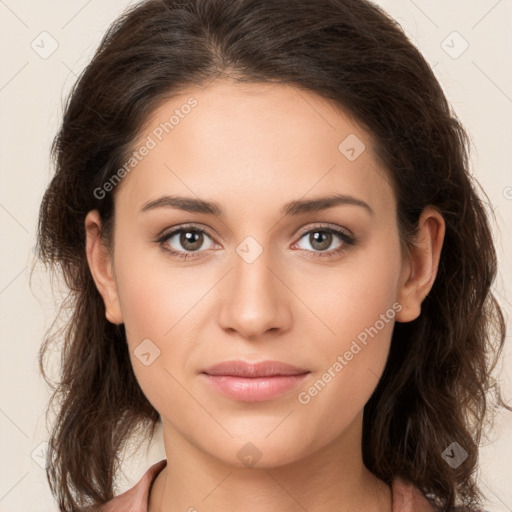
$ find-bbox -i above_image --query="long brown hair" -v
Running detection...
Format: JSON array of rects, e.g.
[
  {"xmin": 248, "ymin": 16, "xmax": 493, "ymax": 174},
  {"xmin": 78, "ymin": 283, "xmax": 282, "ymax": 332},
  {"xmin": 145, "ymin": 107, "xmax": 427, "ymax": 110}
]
[{"xmin": 35, "ymin": 0, "xmax": 509, "ymax": 510}]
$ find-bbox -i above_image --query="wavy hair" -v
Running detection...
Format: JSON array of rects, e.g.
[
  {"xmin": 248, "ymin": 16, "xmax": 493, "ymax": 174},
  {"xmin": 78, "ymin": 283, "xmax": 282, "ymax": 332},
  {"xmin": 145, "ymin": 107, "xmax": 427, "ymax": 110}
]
[{"xmin": 35, "ymin": 0, "xmax": 509, "ymax": 510}]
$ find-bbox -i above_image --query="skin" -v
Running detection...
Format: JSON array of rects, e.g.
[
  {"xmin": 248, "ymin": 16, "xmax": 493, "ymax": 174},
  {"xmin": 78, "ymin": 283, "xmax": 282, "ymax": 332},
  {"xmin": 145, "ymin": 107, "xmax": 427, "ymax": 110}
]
[{"xmin": 85, "ymin": 79, "xmax": 445, "ymax": 512}]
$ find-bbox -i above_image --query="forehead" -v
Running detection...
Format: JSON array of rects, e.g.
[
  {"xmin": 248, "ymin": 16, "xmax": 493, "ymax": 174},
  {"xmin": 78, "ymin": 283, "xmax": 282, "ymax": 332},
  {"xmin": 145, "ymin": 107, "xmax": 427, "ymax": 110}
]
[{"xmin": 114, "ymin": 79, "xmax": 396, "ymax": 220}]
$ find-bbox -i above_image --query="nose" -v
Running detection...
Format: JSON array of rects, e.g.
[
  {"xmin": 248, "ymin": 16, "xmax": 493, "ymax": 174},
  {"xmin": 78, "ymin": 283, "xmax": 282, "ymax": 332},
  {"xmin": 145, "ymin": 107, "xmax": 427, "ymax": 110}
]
[{"xmin": 217, "ymin": 244, "xmax": 292, "ymax": 340}]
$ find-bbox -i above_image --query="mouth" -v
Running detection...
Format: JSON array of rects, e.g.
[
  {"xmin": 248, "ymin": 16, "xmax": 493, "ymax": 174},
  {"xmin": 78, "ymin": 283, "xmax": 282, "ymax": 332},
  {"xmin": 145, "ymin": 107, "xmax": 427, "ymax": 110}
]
[{"xmin": 200, "ymin": 360, "xmax": 310, "ymax": 402}]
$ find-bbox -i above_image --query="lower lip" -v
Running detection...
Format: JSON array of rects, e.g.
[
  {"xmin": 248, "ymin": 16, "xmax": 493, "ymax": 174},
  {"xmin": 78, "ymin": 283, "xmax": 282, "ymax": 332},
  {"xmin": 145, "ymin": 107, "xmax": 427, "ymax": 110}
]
[{"xmin": 201, "ymin": 373, "xmax": 309, "ymax": 402}]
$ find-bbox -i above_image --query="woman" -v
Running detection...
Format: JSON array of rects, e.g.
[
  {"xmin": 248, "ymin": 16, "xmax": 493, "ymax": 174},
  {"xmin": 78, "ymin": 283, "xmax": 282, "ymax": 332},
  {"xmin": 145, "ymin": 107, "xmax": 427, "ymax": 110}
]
[{"xmin": 36, "ymin": 0, "xmax": 509, "ymax": 510}]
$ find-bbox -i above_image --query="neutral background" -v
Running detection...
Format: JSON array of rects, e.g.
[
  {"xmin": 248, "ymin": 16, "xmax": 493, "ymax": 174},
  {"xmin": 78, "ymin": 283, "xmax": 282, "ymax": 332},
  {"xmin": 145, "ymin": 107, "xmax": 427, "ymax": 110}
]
[{"xmin": 1, "ymin": 0, "xmax": 511, "ymax": 511}]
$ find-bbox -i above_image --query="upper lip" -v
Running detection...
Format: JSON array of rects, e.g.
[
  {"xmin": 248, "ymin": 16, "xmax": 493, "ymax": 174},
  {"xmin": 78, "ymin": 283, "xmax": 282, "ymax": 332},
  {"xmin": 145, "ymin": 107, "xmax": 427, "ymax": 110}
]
[{"xmin": 201, "ymin": 360, "xmax": 310, "ymax": 377}]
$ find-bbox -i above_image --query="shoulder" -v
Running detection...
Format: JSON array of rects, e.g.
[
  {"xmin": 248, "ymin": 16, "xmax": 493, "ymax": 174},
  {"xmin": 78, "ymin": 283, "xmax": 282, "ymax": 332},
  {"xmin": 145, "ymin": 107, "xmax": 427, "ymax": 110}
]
[
  {"xmin": 99, "ymin": 464, "xmax": 487, "ymax": 512},
  {"xmin": 391, "ymin": 477, "xmax": 488, "ymax": 512},
  {"xmin": 99, "ymin": 459, "xmax": 167, "ymax": 512}
]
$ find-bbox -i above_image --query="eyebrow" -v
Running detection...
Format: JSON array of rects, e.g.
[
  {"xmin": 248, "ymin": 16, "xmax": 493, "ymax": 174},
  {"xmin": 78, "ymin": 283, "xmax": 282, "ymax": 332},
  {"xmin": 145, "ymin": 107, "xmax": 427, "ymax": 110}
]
[{"xmin": 139, "ymin": 193, "xmax": 374, "ymax": 217}]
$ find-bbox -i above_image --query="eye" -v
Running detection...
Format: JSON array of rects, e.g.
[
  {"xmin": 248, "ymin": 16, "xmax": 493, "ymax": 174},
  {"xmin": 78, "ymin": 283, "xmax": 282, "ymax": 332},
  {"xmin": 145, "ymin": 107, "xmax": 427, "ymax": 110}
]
[
  {"xmin": 293, "ymin": 224, "xmax": 356, "ymax": 258},
  {"xmin": 156, "ymin": 223, "xmax": 357, "ymax": 261},
  {"xmin": 157, "ymin": 225, "xmax": 216, "ymax": 260}
]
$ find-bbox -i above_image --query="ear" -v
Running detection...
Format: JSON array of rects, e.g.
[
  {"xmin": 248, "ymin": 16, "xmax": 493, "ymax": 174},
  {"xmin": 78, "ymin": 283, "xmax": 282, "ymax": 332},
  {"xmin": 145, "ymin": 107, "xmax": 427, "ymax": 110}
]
[
  {"xmin": 395, "ymin": 206, "xmax": 445, "ymax": 323},
  {"xmin": 85, "ymin": 210, "xmax": 123, "ymax": 325}
]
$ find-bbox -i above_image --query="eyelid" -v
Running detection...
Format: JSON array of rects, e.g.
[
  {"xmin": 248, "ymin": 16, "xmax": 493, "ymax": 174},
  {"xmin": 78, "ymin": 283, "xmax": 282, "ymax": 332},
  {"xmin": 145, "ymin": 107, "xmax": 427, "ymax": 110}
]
[
  {"xmin": 157, "ymin": 222, "xmax": 212, "ymax": 237},
  {"xmin": 294, "ymin": 222, "xmax": 355, "ymax": 241}
]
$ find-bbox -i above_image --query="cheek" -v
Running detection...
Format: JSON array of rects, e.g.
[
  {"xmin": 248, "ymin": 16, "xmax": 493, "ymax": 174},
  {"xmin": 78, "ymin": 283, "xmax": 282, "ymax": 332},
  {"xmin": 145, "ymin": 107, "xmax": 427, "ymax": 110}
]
[
  {"xmin": 294, "ymin": 292, "xmax": 398, "ymax": 449},
  {"xmin": 295, "ymin": 231, "xmax": 401, "ymax": 412},
  {"xmin": 112, "ymin": 245, "xmax": 213, "ymax": 409},
  {"xmin": 115, "ymin": 263, "xmax": 198, "ymax": 420},
  {"xmin": 113, "ymin": 242, "xmax": 206, "ymax": 340},
  {"xmin": 303, "ymin": 229, "xmax": 402, "ymax": 351}
]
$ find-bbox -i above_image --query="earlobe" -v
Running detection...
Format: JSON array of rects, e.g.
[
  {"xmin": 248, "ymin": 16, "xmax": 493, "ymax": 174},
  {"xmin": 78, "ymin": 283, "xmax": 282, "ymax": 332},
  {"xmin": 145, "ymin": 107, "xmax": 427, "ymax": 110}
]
[
  {"xmin": 84, "ymin": 210, "xmax": 123, "ymax": 325},
  {"xmin": 395, "ymin": 207, "xmax": 445, "ymax": 323}
]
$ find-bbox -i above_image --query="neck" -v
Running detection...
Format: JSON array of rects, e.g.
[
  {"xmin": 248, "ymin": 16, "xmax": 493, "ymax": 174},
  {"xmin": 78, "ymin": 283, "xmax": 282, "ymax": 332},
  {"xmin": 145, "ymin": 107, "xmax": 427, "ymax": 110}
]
[{"xmin": 149, "ymin": 412, "xmax": 391, "ymax": 512}]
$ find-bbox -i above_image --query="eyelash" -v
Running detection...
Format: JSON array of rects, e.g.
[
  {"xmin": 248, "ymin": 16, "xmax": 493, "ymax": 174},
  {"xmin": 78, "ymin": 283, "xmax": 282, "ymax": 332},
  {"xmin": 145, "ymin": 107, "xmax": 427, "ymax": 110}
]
[{"xmin": 155, "ymin": 223, "xmax": 357, "ymax": 261}]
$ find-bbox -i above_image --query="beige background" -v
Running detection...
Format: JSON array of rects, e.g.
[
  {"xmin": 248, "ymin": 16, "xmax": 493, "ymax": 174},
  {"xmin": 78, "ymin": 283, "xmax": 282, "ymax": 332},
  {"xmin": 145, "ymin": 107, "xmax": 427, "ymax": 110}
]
[{"xmin": 0, "ymin": 0, "xmax": 511, "ymax": 510}]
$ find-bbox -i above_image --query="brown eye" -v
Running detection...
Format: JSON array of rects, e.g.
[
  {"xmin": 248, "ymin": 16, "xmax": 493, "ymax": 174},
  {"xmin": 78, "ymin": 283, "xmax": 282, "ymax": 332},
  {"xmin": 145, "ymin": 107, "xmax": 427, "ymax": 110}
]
[
  {"xmin": 178, "ymin": 230, "xmax": 204, "ymax": 251},
  {"xmin": 293, "ymin": 225, "xmax": 357, "ymax": 259},
  {"xmin": 308, "ymin": 231, "xmax": 333, "ymax": 251},
  {"xmin": 159, "ymin": 226, "xmax": 215, "ymax": 257},
  {"xmin": 296, "ymin": 229, "xmax": 343, "ymax": 253}
]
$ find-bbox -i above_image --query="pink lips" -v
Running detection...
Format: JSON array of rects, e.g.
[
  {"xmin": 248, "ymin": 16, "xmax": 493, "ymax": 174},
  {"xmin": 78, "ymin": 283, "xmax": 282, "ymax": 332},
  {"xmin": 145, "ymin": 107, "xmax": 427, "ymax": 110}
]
[{"xmin": 201, "ymin": 360, "xmax": 310, "ymax": 402}]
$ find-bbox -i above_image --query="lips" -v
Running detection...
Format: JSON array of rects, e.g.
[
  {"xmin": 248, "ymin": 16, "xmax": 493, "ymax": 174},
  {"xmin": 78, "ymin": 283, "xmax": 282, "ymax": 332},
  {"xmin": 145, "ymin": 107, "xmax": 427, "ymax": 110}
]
[
  {"xmin": 201, "ymin": 360, "xmax": 310, "ymax": 378},
  {"xmin": 200, "ymin": 360, "xmax": 311, "ymax": 402}
]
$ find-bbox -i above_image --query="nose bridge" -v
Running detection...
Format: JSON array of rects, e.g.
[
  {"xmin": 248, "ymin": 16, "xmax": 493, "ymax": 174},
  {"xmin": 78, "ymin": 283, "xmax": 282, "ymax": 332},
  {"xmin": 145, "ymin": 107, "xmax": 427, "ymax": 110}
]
[{"xmin": 217, "ymin": 236, "xmax": 290, "ymax": 337}]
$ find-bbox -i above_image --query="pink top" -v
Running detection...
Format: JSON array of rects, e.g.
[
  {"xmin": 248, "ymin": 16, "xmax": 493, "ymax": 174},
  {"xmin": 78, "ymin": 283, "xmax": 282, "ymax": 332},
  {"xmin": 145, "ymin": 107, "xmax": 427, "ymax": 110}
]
[{"xmin": 99, "ymin": 459, "xmax": 450, "ymax": 512}]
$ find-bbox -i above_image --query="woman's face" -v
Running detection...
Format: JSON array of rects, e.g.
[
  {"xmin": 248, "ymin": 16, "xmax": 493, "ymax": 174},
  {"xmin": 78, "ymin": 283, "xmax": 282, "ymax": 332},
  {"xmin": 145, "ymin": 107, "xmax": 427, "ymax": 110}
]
[{"xmin": 86, "ymin": 79, "xmax": 440, "ymax": 468}]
